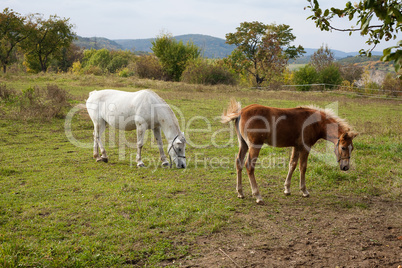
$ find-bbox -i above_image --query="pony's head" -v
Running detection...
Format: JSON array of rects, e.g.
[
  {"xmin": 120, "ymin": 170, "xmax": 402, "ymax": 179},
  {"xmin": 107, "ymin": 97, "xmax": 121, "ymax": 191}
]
[
  {"xmin": 168, "ymin": 133, "xmax": 186, "ymax": 168},
  {"xmin": 335, "ymin": 132, "xmax": 358, "ymax": 171}
]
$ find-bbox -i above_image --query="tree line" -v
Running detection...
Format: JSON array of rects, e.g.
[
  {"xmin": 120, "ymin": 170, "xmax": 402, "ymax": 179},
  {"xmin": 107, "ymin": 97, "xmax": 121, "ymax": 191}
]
[
  {"xmin": 1, "ymin": 4, "xmax": 400, "ymax": 91},
  {"xmin": 0, "ymin": 8, "xmax": 75, "ymax": 73}
]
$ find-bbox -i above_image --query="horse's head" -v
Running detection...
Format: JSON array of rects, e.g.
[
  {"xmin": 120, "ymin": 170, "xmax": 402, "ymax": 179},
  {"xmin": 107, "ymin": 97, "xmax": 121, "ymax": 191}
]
[
  {"xmin": 335, "ymin": 132, "xmax": 358, "ymax": 171},
  {"xmin": 168, "ymin": 133, "xmax": 186, "ymax": 168}
]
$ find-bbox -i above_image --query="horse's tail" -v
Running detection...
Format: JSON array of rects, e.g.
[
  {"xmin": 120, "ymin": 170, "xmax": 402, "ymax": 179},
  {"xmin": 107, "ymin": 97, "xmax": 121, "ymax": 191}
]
[{"xmin": 221, "ymin": 98, "xmax": 241, "ymax": 123}]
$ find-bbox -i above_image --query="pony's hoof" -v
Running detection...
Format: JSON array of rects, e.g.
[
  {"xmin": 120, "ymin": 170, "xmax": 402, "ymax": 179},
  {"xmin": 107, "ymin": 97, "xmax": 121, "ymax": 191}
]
[
  {"xmin": 256, "ymin": 199, "xmax": 264, "ymax": 205},
  {"xmin": 302, "ymin": 193, "xmax": 310, "ymax": 198},
  {"xmin": 284, "ymin": 191, "xmax": 291, "ymax": 196},
  {"xmin": 237, "ymin": 194, "xmax": 245, "ymax": 199},
  {"xmin": 137, "ymin": 163, "xmax": 145, "ymax": 168}
]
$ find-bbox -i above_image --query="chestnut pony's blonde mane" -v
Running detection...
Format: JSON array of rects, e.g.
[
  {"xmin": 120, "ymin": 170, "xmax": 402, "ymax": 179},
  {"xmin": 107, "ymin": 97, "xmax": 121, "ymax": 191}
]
[{"xmin": 302, "ymin": 105, "xmax": 352, "ymax": 133}]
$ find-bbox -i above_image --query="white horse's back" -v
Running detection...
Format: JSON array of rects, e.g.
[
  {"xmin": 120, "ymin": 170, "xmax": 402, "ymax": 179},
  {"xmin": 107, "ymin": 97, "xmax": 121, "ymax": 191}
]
[{"xmin": 86, "ymin": 89, "xmax": 165, "ymax": 131}]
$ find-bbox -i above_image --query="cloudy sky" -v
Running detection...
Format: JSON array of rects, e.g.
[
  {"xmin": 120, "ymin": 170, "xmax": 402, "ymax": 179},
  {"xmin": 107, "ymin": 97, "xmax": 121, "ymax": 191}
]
[{"xmin": 2, "ymin": 0, "xmax": 399, "ymax": 52}]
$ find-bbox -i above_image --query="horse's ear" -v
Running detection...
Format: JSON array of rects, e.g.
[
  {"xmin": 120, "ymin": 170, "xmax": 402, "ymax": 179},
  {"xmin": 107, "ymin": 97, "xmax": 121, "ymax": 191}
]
[
  {"xmin": 349, "ymin": 131, "xmax": 359, "ymax": 139},
  {"xmin": 342, "ymin": 131, "xmax": 358, "ymax": 140},
  {"xmin": 340, "ymin": 133, "xmax": 348, "ymax": 140}
]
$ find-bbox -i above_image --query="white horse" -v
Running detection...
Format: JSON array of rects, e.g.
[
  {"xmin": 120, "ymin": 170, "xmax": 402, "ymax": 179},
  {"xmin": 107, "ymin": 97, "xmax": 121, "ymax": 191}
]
[{"xmin": 86, "ymin": 89, "xmax": 186, "ymax": 168}]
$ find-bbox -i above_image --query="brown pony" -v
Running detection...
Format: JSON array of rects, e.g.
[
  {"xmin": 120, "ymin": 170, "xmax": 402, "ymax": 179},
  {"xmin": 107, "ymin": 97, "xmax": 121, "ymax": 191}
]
[{"xmin": 222, "ymin": 99, "xmax": 358, "ymax": 204}]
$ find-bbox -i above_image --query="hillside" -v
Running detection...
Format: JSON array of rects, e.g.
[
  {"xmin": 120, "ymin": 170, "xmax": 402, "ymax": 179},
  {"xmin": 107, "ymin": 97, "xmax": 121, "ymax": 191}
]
[
  {"xmin": 114, "ymin": 34, "xmax": 235, "ymax": 58},
  {"xmin": 74, "ymin": 34, "xmax": 384, "ymax": 62},
  {"xmin": 75, "ymin": 36, "xmax": 122, "ymax": 50}
]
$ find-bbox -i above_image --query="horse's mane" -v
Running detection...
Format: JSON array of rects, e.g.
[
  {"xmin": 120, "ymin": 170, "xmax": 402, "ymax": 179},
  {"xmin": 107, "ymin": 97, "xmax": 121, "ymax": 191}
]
[
  {"xmin": 302, "ymin": 105, "xmax": 352, "ymax": 132},
  {"xmin": 145, "ymin": 89, "xmax": 181, "ymax": 131}
]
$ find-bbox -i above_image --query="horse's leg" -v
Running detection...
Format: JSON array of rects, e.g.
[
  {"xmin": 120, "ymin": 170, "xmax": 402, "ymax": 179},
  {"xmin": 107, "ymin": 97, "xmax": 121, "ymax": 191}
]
[
  {"xmin": 93, "ymin": 120, "xmax": 108, "ymax": 163},
  {"xmin": 299, "ymin": 150, "xmax": 310, "ymax": 197},
  {"xmin": 93, "ymin": 124, "xmax": 100, "ymax": 160},
  {"xmin": 136, "ymin": 123, "xmax": 147, "ymax": 167},
  {"xmin": 153, "ymin": 127, "xmax": 169, "ymax": 167},
  {"xmin": 284, "ymin": 147, "xmax": 300, "ymax": 195},
  {"xmin": 236, "ymin": 139, "xmax": 249, "ymax": 199},
  {"xmin": 97, "ymin": 120, "xmax": 108, "ymax": 162},
  {"xmin": 246, "ymin": 146, "xmax": 263, "ymax": 204}
]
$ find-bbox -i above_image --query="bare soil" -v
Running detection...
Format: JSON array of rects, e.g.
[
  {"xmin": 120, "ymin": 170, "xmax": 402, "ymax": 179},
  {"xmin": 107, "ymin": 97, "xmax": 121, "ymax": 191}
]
[{"xmin": 177, "ymin": 195, "xmax": 401, "ymax": 267}]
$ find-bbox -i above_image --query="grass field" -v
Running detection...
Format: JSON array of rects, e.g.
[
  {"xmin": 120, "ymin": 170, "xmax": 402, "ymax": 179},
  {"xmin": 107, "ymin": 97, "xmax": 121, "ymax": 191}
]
[{"xmin": 0, "ymin": 73, "xmax": 401, "ymax": 267}]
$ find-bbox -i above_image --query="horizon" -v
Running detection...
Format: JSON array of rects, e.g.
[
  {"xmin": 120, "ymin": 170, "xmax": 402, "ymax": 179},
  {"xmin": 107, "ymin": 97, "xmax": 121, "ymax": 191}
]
[
  {"xmin": 77, "ymin": 34, "xmax": 385, "ymax": 55},
  {"xmin": 3, "ymin": 0, "xmax": 399, "ymax": 53}
]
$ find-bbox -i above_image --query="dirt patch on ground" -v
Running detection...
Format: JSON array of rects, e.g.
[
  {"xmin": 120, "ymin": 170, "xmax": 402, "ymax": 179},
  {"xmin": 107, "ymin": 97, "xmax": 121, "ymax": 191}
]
[{"xmin": 176, "ymin": 196, "xmax": 401, "ymax": 267}]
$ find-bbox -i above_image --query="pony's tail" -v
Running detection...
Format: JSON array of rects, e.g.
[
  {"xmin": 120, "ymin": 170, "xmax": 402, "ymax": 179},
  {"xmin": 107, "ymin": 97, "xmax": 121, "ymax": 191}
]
[{"xmin": 221, "ymin": 98, "xmax": 241, "ymax": 123}]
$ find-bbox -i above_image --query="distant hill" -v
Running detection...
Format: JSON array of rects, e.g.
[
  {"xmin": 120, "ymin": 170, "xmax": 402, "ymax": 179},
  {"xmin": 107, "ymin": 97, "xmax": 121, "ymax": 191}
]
[
  {"xmin": 292, "ymin": 48, "xmax": 383, "ymax": 64},
  {"xmin": 114, "ymin": 34, "xmax": 235, "ymax": 58},
  {"xmin": 75, "ymin": 34, "xmax": 384, "ymax": 61},
  {"xmin": 75, "ymin": 36, "xmax": 122, "ymax": 50}
]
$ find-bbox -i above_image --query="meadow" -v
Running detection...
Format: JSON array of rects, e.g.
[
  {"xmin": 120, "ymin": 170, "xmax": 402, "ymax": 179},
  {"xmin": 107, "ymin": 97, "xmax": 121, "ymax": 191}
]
[{"xmin": 0, "ymin": 73, "xmax": 401, "ymax": 267}]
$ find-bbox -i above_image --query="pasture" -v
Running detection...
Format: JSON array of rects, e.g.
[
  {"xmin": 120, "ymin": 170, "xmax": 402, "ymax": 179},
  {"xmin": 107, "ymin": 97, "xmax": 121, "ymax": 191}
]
[{"xmin": 0, "ymin": 74, "xmax": 401, "ymax": 267}]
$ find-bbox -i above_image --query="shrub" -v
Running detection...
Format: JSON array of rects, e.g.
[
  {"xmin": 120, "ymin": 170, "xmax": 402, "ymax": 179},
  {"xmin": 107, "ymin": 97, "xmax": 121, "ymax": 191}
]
[
  {"xmin": 292, "ymin": 64, "xmax": 318, "ymax": 91},
  {"xmin": 85, "ymin": 65, "xmax": 103, "ymax": 76},
  {"xmin": 382, "ymin": 73, "xmax": 402, "ymax": 97},
  {"xmin": 181, "ymin": 60, "xmax": 237, "ymax": 85},
  {"xmin": 0, "ymin": 84, "xmax": 71, "ymax": 120},
  {"xmin": 0, "ymin": 84, "xmax": 17, "ymax": 103},
  {"xmin": 318, "ymin": 64, "xmax": 343, "ymax": 88},
  {"xmin": 86, "ymin": 48, "xmax": 110, "ymax": 70},
  {"xmin": 106, "ymin": 50, "xmax": 132, "ymax": 73},
  {"xmin": 135, "ymin": 55, "xmax": 166, "ymax": 80},
  {"xmin": 70, "ymin": 61, "xmax": 83, "ymax": 75}
]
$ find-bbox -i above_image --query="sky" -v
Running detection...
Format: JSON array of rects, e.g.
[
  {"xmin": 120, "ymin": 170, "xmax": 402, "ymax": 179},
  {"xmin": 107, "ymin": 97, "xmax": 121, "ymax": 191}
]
[{"xmin": 2, "ymin": 0, "xmax": 400, "ymax": 52}]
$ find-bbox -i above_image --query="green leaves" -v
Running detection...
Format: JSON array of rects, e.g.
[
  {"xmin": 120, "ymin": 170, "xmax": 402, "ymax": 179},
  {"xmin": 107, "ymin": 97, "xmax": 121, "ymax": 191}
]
[
  {"xmin": 381, "ymin": 42, "xmax": 402, "ymax": 74},
  {"xmin": 151, "ymin": 33, "xmax": 201, "ymax": 81},
  {"xmin": 306, "ymin": 0, "xmax": 402, "ymax": 74}
]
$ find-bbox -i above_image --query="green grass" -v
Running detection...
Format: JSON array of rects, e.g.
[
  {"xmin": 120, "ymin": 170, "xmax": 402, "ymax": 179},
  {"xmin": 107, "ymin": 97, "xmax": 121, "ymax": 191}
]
[{"xmin": 0, "ymin": 73, "xmax": 401, "ymax": 267}]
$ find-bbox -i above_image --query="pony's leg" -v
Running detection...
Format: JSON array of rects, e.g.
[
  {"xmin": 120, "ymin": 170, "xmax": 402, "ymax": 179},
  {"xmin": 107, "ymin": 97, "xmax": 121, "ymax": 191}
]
[
  {"xmin": 153, "ymin": 127, "xmax": 169, "ymax": 167},
  {"xmin": 246, "ymin": 146, "xmax": 263, "ymax": 204},
  {"xmin": 136, "ymin": 123, "xmax": 147, "ymax": 167},
  {"xmin": 284, "ymin": 147, "xmax": 300, "ymax": 195},
  {"xmin": 299, "ymin": 150, "xmax": 310, "ymax": 197},
  {"xmin": 236, "ymin": 139, "xmax": 249, "ymax": 199}
]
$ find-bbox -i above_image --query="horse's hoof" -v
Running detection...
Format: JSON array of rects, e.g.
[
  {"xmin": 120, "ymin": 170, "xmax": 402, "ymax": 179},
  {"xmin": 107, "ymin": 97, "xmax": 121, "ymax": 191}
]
[
  {"xmin": 302, "ymin": 193, "xmax": 310, "ymax": 198},
  {"xmin": 96, "ymin": 157, "xmax": 107, "ymax": 163},
  {"xmin": 162, "ymin": 161, "xmax": 169, "ymax": 167},
  {"xmin": 137, "ymin": 163, "xmax": 145, "ymax": 168},
  {"xmin": 284, "ymin": 191, "xmax": 291, "ymax": 196},
  {"xmin": 256, "ymin": 199, "xmax": 264, "ymax": 205},
  {"xmin": 237, "ymin": 194, "xmax": 245, "ymax": 199}
]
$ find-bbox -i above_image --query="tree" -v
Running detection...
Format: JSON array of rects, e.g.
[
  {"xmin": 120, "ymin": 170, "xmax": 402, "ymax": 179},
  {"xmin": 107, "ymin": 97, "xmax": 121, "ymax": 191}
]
[
  {"xmin": 23, "ymin": 14, "xmax": 75, "ymax": 73},
  {"xmin": 151, "ymin": 33, "xmax": 201, "ymax": 81},
  {"xmin": 0, "ymin": 8, "xmax": 31, "ymax": 73},
  {"xmin": 306, "ymin": 0, "xmax": 402, "ymax": 73},
  {"xmin": 339, "ymin": 63, "xmax": 364, "ymax": 83},
  {"xmin": 225, "ymin": 21, "xmax": 305, "ymax": 86},
  {"xmin": 57, "ymin": 43, "xmax": 83, "ymax": 72},
  {"xmin": 310, "ymin": 44, "xmax": 334, "ymax": 72}
]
